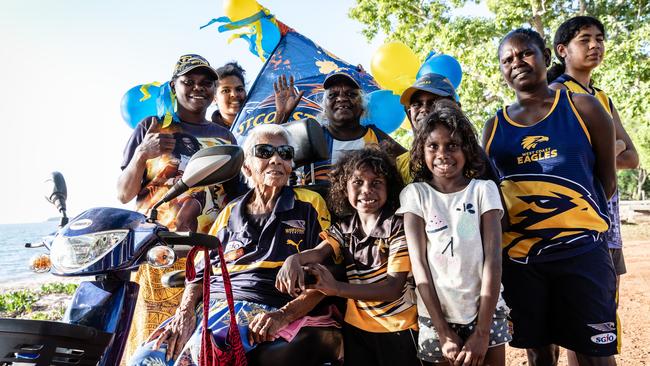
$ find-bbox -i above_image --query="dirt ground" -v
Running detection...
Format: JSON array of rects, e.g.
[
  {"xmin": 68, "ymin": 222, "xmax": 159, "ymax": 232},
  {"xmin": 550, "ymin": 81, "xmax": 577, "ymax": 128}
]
[{"xmin": 505, "ymin": 223, "xmax": 650, "ymax": 365}]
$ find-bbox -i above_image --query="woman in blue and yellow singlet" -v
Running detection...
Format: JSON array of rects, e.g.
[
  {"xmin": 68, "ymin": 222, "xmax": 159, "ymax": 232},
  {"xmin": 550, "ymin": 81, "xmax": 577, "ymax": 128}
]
[
  {"xmin": 547, "ymin": 16, "xmax": 639, "ymax": 366},
  {"xmin": 483, "ymin": 28, "xmax": 618, "ymax": 366}
]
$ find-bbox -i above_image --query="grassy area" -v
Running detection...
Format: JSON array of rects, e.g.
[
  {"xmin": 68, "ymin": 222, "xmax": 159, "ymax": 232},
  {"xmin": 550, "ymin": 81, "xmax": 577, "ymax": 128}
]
[{"xmin": 0, "ymin": 282, "xmax": 78, "ymax": 320}]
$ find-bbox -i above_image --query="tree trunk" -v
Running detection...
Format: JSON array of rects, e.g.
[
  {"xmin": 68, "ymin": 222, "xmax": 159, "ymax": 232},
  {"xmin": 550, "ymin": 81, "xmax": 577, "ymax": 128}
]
[
  {"xmin": 579, "ymin": 0, "xmax": 587, "ymax": 15},
  {"xmin": 635, "ymin": 168, "xmax": 647, "ymax": 200},
  {"xmin": 529, "ymin": 0, "xmax": 546, "ymax": 38}
]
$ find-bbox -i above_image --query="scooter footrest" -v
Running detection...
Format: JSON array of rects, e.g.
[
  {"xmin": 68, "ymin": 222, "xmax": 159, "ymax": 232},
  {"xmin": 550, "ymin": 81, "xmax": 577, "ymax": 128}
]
[{"xmin": 0, "ymin": 318, "xmax": 113, "ymax": 366}]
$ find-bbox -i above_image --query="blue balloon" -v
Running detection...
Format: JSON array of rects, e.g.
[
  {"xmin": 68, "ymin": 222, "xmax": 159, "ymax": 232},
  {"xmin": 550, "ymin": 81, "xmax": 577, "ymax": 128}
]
[
  {"xmin": 120, "ymin": 83, "xmax": 162, "ymax": 128},
  {"xmin": 417, "ymin": 54, "xmax": 463, "ymax": 89},
  {"xmin": 363, "ymin": 90, "xmax": 406, "ymax": 134}
]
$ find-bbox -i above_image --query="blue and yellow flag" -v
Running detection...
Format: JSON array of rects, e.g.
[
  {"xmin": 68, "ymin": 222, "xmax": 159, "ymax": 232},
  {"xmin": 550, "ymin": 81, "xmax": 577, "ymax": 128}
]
[{"xmin": 230, "ymin": 27, "xmax": 380, "ymax": 142}]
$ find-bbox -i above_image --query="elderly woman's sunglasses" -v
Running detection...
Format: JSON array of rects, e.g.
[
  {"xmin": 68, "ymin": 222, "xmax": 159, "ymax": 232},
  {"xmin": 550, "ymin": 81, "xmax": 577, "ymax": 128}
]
[{"xmin": 252, "ymin": 144, "xmax": 295, "ymax": 160}]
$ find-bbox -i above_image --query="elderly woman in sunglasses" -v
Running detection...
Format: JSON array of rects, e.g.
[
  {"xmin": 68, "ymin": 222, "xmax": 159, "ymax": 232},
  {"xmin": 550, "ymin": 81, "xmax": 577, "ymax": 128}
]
[{"xmin": 130, "ymin": 123, "xmax": 336, "ymax": 366}]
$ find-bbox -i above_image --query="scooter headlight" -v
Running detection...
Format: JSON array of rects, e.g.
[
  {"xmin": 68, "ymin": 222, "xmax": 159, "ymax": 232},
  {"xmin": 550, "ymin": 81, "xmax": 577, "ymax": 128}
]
[{"xmin": 50, "ymin": 230, "xmax": 128, "ymax": 273}]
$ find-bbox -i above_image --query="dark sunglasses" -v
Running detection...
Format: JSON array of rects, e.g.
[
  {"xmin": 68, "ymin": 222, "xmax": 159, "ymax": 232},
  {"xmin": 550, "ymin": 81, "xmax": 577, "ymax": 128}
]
[{"xmin": 252, "ymin": 144, "xmax": 295, "ymax": 160}]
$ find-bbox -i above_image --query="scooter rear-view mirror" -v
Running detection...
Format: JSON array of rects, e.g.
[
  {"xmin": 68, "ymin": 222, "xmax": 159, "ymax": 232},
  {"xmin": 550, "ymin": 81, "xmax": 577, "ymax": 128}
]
[
  {"xmin": 44, "ymin": 171, "xmax": 68, "ymax": 227},
  {"xmin": 149, "ymin": 145, "xmax": 244, "ymax": 222}
]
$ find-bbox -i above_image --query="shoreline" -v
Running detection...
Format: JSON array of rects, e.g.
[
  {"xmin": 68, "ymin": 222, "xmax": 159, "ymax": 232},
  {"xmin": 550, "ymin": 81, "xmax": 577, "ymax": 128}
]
[{"xmin": 0, "ymin": 274, "xmax": 89, "ymax": 292}]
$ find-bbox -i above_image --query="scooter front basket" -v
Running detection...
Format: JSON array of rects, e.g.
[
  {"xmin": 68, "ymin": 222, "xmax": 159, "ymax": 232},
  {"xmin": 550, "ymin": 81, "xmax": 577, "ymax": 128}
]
[{"xmin": 0, "ymin": 318, "xmax": 113, "ymax": 366}]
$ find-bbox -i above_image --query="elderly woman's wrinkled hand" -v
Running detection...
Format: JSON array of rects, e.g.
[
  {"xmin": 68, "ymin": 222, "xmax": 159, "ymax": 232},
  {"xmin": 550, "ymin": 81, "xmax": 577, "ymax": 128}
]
[
  {"xmin": 147, "ymin": 306, "xmax": 196, "ymax": 361},
  {"xmin": 247, "ymin": 309, "xmax": 290, "ymax": 345},
  {"xmin": 275, "ymin": 254, "xmax": 305, "ymax": 297}
]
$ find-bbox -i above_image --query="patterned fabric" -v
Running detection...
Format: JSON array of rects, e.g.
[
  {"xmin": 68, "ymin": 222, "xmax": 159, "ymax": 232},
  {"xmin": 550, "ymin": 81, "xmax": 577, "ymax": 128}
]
[
  {"xmin": 128, "ymin": 299, "xmax": 276, "ymax": 366},
  {"xmin": 486, "ymin": 89, "xmax": 610, "ymax": 263},
  {"xmin": 604, "ymin": 192, "xmax": 623, "ymax": 249},
  {"xmin": 417, "ymin": 307, "xmax": 511, "ymax": 363},
  {"xmin": 189, "ymin": 243, "xmax": 246, "ymax": 366},
  {"xmin": 121, "ymin": 117, "xmax": 236, "ymax": 364},
  {"xmin": 321, "ymin": 211, "xmax": 417, "ymax": 333},
  {"xmin": 121, "ymin": 117, "xmax": 236, "ymax": 232}
]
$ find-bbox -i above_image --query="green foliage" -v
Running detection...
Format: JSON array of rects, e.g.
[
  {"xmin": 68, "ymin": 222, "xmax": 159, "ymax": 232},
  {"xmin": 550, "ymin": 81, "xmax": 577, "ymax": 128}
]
[
  {"xmin": 0, "ymin": 282, "xmax": 77, "ymax": 320},
  {"xmin": 349, "ymin": 0, "xmax": 650, "ymax": 197},
  {"xmin": 40, "ymin": 282, "xmax": 78, "ymax": 295},
  {"xmin": 29, "ymin": 311, "xmax": 54, "ymax": 320},
  {"xmin": 391, "ymin": 127, "xmax": 414, "ymax": 149},
  {"xmin": 0, "ymin": 290, "xmax": 38, "ymax": 314}
]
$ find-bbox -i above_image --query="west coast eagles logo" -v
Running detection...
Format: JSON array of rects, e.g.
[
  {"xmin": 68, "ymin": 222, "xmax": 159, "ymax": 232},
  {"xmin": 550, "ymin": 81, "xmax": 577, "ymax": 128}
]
[
  {"xmin": 521, "ymin": 135, "xmax": 549, "ymax": 150},
  {"xmin": 517, "ymin": 136, "xmax": 557, "ymax": 165},
  {"xmin": 501, "ymin": 174, "xmax": 609, "ymax": 263}
]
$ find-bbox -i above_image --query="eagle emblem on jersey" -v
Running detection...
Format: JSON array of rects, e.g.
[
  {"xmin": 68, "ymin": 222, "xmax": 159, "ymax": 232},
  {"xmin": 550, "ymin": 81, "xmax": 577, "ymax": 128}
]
[
  {"xmin": 500, "ymin": 174, "xmax": 609, "ymax": 262},
  {"xmin": 521, "ymin": 135, "xmax": 549, "ymax": 150}
]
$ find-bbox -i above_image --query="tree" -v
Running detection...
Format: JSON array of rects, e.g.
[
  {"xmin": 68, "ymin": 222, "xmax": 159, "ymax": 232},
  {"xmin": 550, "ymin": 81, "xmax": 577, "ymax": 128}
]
[{"xmin": 351, "ymin": 0, "xmax": 650, "ymax": 198}]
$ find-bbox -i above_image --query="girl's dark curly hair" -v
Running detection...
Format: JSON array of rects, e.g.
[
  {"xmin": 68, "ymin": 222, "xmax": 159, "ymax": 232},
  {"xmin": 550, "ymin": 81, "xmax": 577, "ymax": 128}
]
[
  {"xmin": 327, "ymin": 147, "xmax": 404, "ymax": 219},
  {"xmin": 547, "ymin": 16, "xmax": 606, "ymax": 83},
  {"xmin": 410, "ymin": 107, "xmax": 486, "ymax": 183}
]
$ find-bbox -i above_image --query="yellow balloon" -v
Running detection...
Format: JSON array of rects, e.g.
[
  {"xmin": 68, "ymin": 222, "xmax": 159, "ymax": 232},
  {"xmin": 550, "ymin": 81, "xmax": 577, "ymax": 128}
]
[
  {"xmin": 223, "ymin": 0, "xmax": 262, "ymax": 22},
  {"xmin": 370, "ymin": 41, "xmax": 420, "ymax": 93}
]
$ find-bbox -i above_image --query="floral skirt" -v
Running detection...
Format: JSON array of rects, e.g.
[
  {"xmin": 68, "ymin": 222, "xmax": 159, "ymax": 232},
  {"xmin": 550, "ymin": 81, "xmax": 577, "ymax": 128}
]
[{"xmin": 128, "ymin": 299, "xmax": 275, "ymax": 366}]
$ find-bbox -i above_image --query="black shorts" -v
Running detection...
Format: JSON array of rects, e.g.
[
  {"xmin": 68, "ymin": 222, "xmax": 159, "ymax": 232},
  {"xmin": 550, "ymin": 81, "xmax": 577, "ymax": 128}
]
[
  {"xmin": 342, "ymin": 324, "xmax": 422, "ymax": 366},
  {"xmin": 609, "ymin": 248, "xmax": 627, "ymax": 275},
  {"xmin": 502, "ymin": 242, "xmax": 619, "ymax": 357}
]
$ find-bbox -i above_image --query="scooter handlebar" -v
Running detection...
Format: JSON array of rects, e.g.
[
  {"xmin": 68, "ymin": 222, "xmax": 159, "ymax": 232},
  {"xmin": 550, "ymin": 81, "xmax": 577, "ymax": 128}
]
[{"xmin": 157, "ymin": 231, "xmax": 221, "ymax": 250}]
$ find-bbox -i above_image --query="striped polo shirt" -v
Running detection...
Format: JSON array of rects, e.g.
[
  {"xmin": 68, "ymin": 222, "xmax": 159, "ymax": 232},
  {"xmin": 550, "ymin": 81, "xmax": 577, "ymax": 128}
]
[{"xmin": 321, "ymin": 210, "xmax": 417, "ymax": 333}]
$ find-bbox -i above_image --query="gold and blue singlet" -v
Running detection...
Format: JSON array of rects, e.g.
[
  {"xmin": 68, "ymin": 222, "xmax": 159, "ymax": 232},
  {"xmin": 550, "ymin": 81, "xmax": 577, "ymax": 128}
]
[{"xmin": 486, "ymin": 89, "xmax": 610, "ymax": 263}]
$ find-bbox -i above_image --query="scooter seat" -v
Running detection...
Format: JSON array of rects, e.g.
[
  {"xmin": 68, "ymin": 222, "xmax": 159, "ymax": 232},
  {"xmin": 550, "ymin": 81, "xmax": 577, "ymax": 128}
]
[{"xmin": 247, "ymin": 326, "xmax": 343, "ymax": 366}]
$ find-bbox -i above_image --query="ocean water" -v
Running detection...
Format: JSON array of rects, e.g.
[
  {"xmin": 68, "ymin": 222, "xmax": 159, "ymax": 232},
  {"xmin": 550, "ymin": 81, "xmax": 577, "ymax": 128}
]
[{"xmin": 0, "ymin": 221, "xmax": 60, "ymax": 284}]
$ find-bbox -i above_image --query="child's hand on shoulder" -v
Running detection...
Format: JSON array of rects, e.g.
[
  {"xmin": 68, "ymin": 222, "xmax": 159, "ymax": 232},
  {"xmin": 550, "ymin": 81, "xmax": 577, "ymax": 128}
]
[
  {"xmin": 276, "ymin": 254, "xmax": 304, "ymax": 297},
  {"xmin": 454, "ymin": 329, "xmax": 489, "ymax": 366},
  {"xmin": 304, "ymin": 263, "xmax": 339, "ymax": 296}
]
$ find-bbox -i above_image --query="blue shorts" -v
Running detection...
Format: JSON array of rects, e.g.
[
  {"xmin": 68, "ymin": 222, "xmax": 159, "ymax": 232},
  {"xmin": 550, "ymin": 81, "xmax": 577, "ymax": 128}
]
[{"xmin": 502, "ymin": 242, "xmax": 619, "ymax": 356}]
